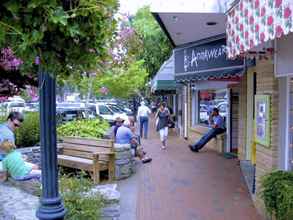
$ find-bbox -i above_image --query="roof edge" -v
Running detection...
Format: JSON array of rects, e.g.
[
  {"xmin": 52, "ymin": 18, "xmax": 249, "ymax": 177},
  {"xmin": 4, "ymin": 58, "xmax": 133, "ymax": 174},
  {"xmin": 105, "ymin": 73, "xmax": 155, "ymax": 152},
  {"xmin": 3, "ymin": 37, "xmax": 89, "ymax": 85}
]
[{"xmin": 152, "ymin": 12, "xmax": 176, "ymax": 47}]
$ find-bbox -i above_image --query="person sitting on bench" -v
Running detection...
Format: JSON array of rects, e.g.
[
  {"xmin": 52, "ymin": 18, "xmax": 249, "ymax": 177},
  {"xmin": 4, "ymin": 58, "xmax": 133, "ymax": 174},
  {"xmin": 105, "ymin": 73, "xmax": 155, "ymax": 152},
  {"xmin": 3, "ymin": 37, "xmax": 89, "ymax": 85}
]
[{"xmin": 189, "ymin": 108, "xmax": 226, "ymax": 152}]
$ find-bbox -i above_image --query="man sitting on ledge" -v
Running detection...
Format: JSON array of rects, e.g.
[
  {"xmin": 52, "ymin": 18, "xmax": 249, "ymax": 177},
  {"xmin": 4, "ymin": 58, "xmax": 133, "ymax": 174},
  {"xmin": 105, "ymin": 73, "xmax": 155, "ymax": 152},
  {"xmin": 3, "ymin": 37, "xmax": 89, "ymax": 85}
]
[{"xmin": 189, "ymin": 107, "xmax": 226, "ymax": 153}]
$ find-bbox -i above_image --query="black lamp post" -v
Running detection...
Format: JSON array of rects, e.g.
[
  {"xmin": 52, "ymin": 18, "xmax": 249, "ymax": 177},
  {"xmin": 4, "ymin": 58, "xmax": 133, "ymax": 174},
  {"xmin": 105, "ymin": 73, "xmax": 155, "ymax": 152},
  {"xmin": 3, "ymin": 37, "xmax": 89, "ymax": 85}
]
[{"xmin": 36, "ymin": 71, "xmax": 66, "ymax": 219}]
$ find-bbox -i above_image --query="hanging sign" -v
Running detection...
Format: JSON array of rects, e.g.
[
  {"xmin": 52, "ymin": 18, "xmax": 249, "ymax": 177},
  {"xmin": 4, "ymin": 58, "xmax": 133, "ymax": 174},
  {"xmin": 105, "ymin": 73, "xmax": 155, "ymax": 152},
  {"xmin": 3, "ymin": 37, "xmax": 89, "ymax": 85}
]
[{"xmin": 174, "ymin": 39, "xmax": 244, "ymax": 75}]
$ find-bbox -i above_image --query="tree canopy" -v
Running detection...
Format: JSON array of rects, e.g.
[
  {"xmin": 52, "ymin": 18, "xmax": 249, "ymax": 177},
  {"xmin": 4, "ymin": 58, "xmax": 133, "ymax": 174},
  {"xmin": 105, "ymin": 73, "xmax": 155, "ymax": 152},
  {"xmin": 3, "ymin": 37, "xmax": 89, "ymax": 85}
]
[
  {"xmin": 0, "ymin": 0, "xmax": 118, "ymax": 78},
  {"xmin": 131, "ymin": 6, "xmax": 172, "ymax": 77}
]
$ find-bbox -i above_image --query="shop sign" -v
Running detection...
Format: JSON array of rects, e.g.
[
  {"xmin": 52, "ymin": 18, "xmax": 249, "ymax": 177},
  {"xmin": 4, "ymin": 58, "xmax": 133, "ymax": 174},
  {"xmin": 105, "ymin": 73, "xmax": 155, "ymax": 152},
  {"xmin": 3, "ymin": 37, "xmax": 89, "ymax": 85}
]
[
  {"xmin": 174, "ymin": 39, "xmax": 243, "ymax": 74},
  {"xmin": 255, "ymin": 95, "xmax": 271, "ymax": 147}
]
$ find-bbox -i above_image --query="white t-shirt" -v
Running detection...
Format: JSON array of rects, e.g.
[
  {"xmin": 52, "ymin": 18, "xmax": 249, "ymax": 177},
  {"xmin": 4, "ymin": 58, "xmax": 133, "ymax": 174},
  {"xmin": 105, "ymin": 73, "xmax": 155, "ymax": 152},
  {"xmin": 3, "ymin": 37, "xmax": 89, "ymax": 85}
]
[{"xmin": 137, "ymin": 105, "xmax": 151, "ymax": 118}]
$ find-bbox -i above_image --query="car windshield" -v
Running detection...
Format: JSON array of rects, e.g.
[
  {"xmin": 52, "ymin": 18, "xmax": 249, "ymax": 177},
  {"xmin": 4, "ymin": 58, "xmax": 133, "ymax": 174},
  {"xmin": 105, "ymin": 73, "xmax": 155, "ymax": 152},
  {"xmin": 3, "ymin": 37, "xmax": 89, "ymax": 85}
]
[
  {"xmin": 9, "ymin": 102, "xmax": 25, "ymax": 108},
  {"xmin": 108, "ymin": 105, "xmax": 124, "ymax": 113}
]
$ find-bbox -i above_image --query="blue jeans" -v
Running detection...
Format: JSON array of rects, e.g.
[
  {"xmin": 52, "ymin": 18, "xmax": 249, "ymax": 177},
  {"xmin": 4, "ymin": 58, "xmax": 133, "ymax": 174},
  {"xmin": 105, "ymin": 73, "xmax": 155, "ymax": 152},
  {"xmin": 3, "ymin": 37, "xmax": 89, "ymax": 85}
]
[
  {"xmin": 139, "ymin": 116, "xmax": 149, "ymax": 139},
  {"xmin": 192, "ymin": 128, "xmax": 225, "ymax": 150}
]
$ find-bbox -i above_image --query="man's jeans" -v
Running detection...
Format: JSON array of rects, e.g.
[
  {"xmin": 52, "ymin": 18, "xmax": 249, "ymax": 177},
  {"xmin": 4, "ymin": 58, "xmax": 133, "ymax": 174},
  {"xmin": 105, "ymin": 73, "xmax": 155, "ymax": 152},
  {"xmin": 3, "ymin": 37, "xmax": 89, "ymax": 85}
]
[
  {"xmin": 139, "ymin": 116, "xmax": 149, "ymax": 139},
  {"xmin": 192, "ymin": 128, "xmax": 226, "ymax": 150}
]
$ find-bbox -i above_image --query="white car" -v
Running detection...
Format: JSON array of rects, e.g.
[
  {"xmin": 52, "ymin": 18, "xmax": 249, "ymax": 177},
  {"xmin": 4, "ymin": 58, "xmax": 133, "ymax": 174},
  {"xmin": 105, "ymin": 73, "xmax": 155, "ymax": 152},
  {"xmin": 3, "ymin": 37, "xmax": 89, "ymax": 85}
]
[
  {"xmin": 1, "ymin": 101, "xmax": 26, "ymax": 115},
  {"xmin": 90, "ymin": 103, "xmax": 129, "ymax": 125}
]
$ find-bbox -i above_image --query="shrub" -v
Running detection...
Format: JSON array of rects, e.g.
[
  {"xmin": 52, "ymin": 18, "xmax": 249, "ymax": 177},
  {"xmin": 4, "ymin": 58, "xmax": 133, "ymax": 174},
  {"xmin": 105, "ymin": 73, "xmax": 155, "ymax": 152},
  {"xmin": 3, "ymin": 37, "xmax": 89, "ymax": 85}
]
[
  {"xmin": 15, "ymin": 112, "xmax": 40, "ymax": 147},
  {"xmin": 59, "ymin": 173, "xmax": 104, "ymax": 220},
  {"xmin": 261, "ymin": 170, "xmax": 293, "ymax": 220},
  {"xmin": 57, "ymin": 118, "xmax": 109, "ymax": 139},
  {"xmin": 0, "ymin": 112, "xmax": 40, "ymax": 147}
]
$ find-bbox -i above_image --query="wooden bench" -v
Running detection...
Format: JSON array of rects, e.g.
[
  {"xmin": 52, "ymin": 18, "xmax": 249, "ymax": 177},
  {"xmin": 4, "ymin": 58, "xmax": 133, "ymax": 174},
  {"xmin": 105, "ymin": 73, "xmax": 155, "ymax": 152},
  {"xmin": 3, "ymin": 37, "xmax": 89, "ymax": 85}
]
[
  {"xmin": 188, "ymin": 126, "xmax": 226, "ymax": 153},
  {"xmin": 58, "ymin": 137, "xmax": 115, "ymax": 184}
]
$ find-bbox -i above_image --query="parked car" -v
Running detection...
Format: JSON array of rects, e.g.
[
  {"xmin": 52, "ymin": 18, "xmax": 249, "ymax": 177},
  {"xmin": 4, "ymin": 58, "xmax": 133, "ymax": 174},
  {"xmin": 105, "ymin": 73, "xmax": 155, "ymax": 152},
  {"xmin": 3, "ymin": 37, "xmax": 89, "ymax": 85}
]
[
  {"xmin": 25, "ymin": 102, "xmax": 39, "ymax": 112},
  {"xmin": 89, "ymin": 103, "xmax": 129, "ymax": 126},
  {"xmin": 0, "ymin": 101, "xmax": 26, "ymax": 115}
]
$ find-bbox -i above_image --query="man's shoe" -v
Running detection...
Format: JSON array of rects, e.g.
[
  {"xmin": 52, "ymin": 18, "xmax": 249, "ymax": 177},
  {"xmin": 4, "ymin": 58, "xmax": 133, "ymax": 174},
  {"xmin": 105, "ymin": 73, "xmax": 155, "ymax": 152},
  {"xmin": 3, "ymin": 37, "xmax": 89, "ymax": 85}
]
[{"xmin": 189, "ymin": 145, "xmax": 199, "ymax": 152}]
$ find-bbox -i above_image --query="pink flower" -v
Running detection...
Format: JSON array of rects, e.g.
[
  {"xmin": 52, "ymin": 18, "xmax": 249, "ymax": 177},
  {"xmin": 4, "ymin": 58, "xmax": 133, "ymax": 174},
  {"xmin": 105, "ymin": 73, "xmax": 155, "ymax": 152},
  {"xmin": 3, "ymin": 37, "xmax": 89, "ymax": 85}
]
[
  {"xmin": 255, "ymin": 24, "xmax": 260, "ymax": 32},
  {"xmin": 255, "ymin": 0, "xmax": 260, "ymax": 8},
  {"xmin": 245, "ymin": 9, "xmax": 249, "ymax": 16},
  {"xmin": 284, "ymin": 7, "xmax": 292, "ymax": 19},
  {"xmin": 261, "ymin": 7, "xmax": 266, "ymax": 16},
  {"xmin": 260, "ymin": 32, "xmax": 265, "ymax": 42},
  {"xmin": 275, "ymin": 0, "xmax": 282, "ymax": 8},
  {"xmin": 276, "ymin": 25, "xmax": 284, "ymax": 38},
  {"xmin": 236, "ymin": 36, "xmax": 240, "ymax": 44},
  {"xmin": 250, "ymin": 39, "xmax": 254, "ymax": 48},
  {"xmin": 249, "ymin": 16, "xmax": 254, "ymax": 24},
  {"xmin": 240, "ymin": 2, "xmax": 243, "ymax": 10},
  {"xmin": 240, "ymin": 24, "xmax": 244, "ymax": 31},
  {"xmin": 245, "ymin": 31, "xmax": 249, "ymax": 39},
  {"xmin": 267, "ymin": 16, "xmax": 274, "ymax": 25},
  {"xmin": 240, "ymin": 44, "xmax": 244, "ymax": 52}
]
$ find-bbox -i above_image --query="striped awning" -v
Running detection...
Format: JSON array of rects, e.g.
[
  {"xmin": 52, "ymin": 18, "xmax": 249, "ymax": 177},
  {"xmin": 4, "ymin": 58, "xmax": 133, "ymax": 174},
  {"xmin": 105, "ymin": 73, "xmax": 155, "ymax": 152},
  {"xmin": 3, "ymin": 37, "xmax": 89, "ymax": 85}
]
[
  {"xmin": 175, "ymin": 66, "xmax": 244, "ymax": 82},
  {"xmin": 227, "ymin": 0, "xmax": 293, "ymax": 59}
]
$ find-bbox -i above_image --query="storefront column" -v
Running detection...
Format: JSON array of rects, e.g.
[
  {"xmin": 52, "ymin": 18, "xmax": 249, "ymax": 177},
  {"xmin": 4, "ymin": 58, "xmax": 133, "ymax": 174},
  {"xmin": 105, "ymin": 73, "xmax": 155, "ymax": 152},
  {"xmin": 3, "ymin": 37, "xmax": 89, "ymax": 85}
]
[{"xmin": 278, "ymin": 77, "xmax": 290, "ymax": 170}]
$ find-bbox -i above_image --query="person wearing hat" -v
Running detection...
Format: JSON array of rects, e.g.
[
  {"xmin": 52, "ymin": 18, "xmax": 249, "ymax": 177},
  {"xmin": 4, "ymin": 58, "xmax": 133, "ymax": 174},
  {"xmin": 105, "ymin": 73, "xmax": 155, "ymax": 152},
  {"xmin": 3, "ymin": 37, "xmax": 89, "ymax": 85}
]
[
  {"xmin": 103, "ymin": 116, "xmax": 124, "ymax": 141},
  {"xmin": 116, "ymin": 120, "xmax": 152, "ymax": 164},
  {"xmin": 137, "ymin": 101, "xmax": 151, "ymax": 139}
]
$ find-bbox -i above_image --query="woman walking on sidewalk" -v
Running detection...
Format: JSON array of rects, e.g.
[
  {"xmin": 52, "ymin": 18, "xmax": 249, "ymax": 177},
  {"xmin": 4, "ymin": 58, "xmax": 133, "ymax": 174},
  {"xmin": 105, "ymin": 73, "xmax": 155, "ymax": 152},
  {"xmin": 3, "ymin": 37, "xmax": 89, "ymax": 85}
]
[{"xmin": 155, "ymin": 102, "xmax": 170, "ymax": 150}]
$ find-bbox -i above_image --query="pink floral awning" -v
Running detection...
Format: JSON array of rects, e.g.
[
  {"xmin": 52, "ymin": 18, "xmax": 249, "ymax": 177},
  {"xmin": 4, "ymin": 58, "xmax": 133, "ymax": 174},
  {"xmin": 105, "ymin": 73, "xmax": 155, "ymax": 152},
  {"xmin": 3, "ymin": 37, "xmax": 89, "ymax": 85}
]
[{"xmin": 227, "ymin": 0, "xmax": 293, "ymax": 58}]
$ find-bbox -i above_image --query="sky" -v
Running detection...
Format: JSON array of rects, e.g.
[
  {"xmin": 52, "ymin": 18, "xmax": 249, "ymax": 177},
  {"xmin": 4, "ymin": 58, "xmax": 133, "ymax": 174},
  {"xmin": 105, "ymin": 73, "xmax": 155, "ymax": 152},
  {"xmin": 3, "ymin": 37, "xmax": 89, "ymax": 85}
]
[
  {"xmin": 118, "ymin": 0, "xmax": 232, "ymax": 14},
  {"xmin": 119, "ymin": 0, "xmax": 152, "ymax": 15}
]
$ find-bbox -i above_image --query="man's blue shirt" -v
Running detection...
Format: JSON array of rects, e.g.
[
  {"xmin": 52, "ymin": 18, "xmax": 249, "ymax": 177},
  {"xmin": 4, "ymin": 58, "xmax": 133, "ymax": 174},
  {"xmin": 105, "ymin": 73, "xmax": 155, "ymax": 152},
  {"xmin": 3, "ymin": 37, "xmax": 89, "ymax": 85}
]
[
  {"xmin": 115, "ymin": 126, "xmax": 134, "ymax": 144},
  {"xmin": 213, "ymin": 115, "xmax": 225, "ymax": 129},
  {"xmin": 0, "ymin": 123, "xmax": 15, "ymax": 160}
]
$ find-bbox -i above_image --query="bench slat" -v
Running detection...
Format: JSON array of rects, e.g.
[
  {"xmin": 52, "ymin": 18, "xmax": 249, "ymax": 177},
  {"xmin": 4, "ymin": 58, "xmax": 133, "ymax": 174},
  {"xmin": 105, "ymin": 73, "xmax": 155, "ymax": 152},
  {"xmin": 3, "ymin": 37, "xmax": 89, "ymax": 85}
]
[
  {"xmin": 62, "ymin": 137, "xmax": 113, "ymax": 148},
  {"xmin": 58, "ymin": 155, "xmax": 93, "ymax": 171},
  {"xmin": 60, "ymin": 143, "xmax": 112, "ymax": 153}
]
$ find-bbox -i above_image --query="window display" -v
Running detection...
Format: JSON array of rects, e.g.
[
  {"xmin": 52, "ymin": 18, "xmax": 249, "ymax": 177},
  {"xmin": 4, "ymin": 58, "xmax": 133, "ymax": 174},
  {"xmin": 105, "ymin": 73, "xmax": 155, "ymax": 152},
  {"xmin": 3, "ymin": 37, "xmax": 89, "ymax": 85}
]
[{"xmin": 198, "ymin": 90, "xmax": 228, "ymax": 125}]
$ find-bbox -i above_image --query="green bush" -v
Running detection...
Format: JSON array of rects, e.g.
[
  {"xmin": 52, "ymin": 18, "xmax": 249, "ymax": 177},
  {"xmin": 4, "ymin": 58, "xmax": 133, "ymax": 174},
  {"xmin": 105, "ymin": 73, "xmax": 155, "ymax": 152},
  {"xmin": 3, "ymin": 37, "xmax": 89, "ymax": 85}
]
[
  {"xmin": 60, "ymin": 173, "xmax": 104, "ymax": 220},
  {"xmin": 57, "ymin": 118, "xmax": 109, "ymax": 139},
  {"xmin": 15, "ymin": 112, "xmax": 40, "ymax": 147},
  {"xmin": 261, "ymin": 170, "xmax": 293, "ymax": 220},
  {"xmin": 0, "ymin": 112, "xmax": 40, "ymax": 147}
]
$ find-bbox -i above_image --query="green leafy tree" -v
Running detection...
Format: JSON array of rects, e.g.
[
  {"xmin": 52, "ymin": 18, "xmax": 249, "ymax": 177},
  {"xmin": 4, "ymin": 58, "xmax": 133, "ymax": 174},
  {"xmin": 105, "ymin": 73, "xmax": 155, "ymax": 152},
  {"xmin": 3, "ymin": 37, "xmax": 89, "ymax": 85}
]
[
  {"xmin": 131, "ymin": 6, "xmax": 172, "ymax": 77},
  {"xmin": 0, "ymin": 0, "xmax": 118, "ymax": 78},
  {"xmin": 96, "ymin": 60, "xmax": 148, "ymax": 98}
]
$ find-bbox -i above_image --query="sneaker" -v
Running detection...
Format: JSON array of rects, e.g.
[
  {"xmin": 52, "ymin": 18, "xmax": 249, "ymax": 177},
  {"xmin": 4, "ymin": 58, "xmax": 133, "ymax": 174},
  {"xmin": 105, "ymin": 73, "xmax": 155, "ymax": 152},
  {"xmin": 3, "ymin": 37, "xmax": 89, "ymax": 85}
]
[
  {"xmin": 142, "ymin": 157, "xmax": 152, "ymax": 164},
  {"xmin": 189, "ymin": 145, "xmax": 199, "ymax": 152},
  {"xmin": 161, "ymin": 146, "xmax": 166, "ymax": 150}
]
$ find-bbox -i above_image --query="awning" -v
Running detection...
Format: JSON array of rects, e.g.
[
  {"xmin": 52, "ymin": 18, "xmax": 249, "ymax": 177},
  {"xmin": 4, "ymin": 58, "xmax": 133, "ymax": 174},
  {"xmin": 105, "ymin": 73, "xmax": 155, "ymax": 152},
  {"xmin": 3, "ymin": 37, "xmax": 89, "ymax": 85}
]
[
  {"xmin": 226, "ymin": 0, "xmax": 293, "ymax": 59},
  {"xmin": 174, "ymin": 38, "xmax": 247, "ymax": 82},
  {"xmin": 151, "ymin": 56, "xmax": 177, "ymax": 94},
  {"xmin": 175, "ymin": 66, "xmax": 244, "ymax": 82}
]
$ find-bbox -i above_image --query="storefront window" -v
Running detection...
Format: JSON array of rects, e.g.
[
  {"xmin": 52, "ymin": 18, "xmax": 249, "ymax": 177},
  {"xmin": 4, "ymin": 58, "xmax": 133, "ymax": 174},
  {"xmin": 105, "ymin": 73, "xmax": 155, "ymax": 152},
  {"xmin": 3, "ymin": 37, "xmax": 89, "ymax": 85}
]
[{"xmin": 198, "ymin": 90, "xmax": 228, "ymax": 125}]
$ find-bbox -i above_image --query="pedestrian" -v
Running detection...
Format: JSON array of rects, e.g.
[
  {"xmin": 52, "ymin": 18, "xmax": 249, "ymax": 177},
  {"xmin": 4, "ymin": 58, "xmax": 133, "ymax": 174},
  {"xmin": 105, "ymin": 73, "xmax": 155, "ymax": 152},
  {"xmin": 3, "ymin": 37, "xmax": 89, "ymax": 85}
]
[
  {"xmin": 155, "ymin": 102, "xmax": 170, "ymax": 150},
  {"xmin": 116, "ymin": 120, "xmax": 152, "ymax": 164},
  {"xmin": 189, "ymin": 108, "xmax": 226, "ymax": 152},
  {"xmin": 0, "ymin": 140, "xmax": 41, "ymax": 181},
  {"xmin": 0, "ymin": 112, "xmax": 24, "ymax": 161},
  {"xmin": 137, "ymin": 101, "xmax": 151, "ymax": 139}
]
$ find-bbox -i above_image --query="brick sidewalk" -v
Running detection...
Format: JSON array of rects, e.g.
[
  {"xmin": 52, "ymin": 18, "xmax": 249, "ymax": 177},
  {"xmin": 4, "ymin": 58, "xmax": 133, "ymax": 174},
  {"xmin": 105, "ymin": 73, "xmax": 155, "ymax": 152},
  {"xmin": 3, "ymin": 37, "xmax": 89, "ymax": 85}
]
[{"xmin": 136, "ymin": 126, "xmax": 262, "ymax": 220}]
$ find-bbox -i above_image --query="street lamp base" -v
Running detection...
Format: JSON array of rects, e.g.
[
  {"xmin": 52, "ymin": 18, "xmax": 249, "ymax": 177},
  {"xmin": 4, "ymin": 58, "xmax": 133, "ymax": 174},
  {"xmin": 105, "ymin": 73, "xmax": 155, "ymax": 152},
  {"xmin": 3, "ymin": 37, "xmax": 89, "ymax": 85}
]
[{"xmin": 36, "ymin": 197, "xmax": 67, "ymax": 220}]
